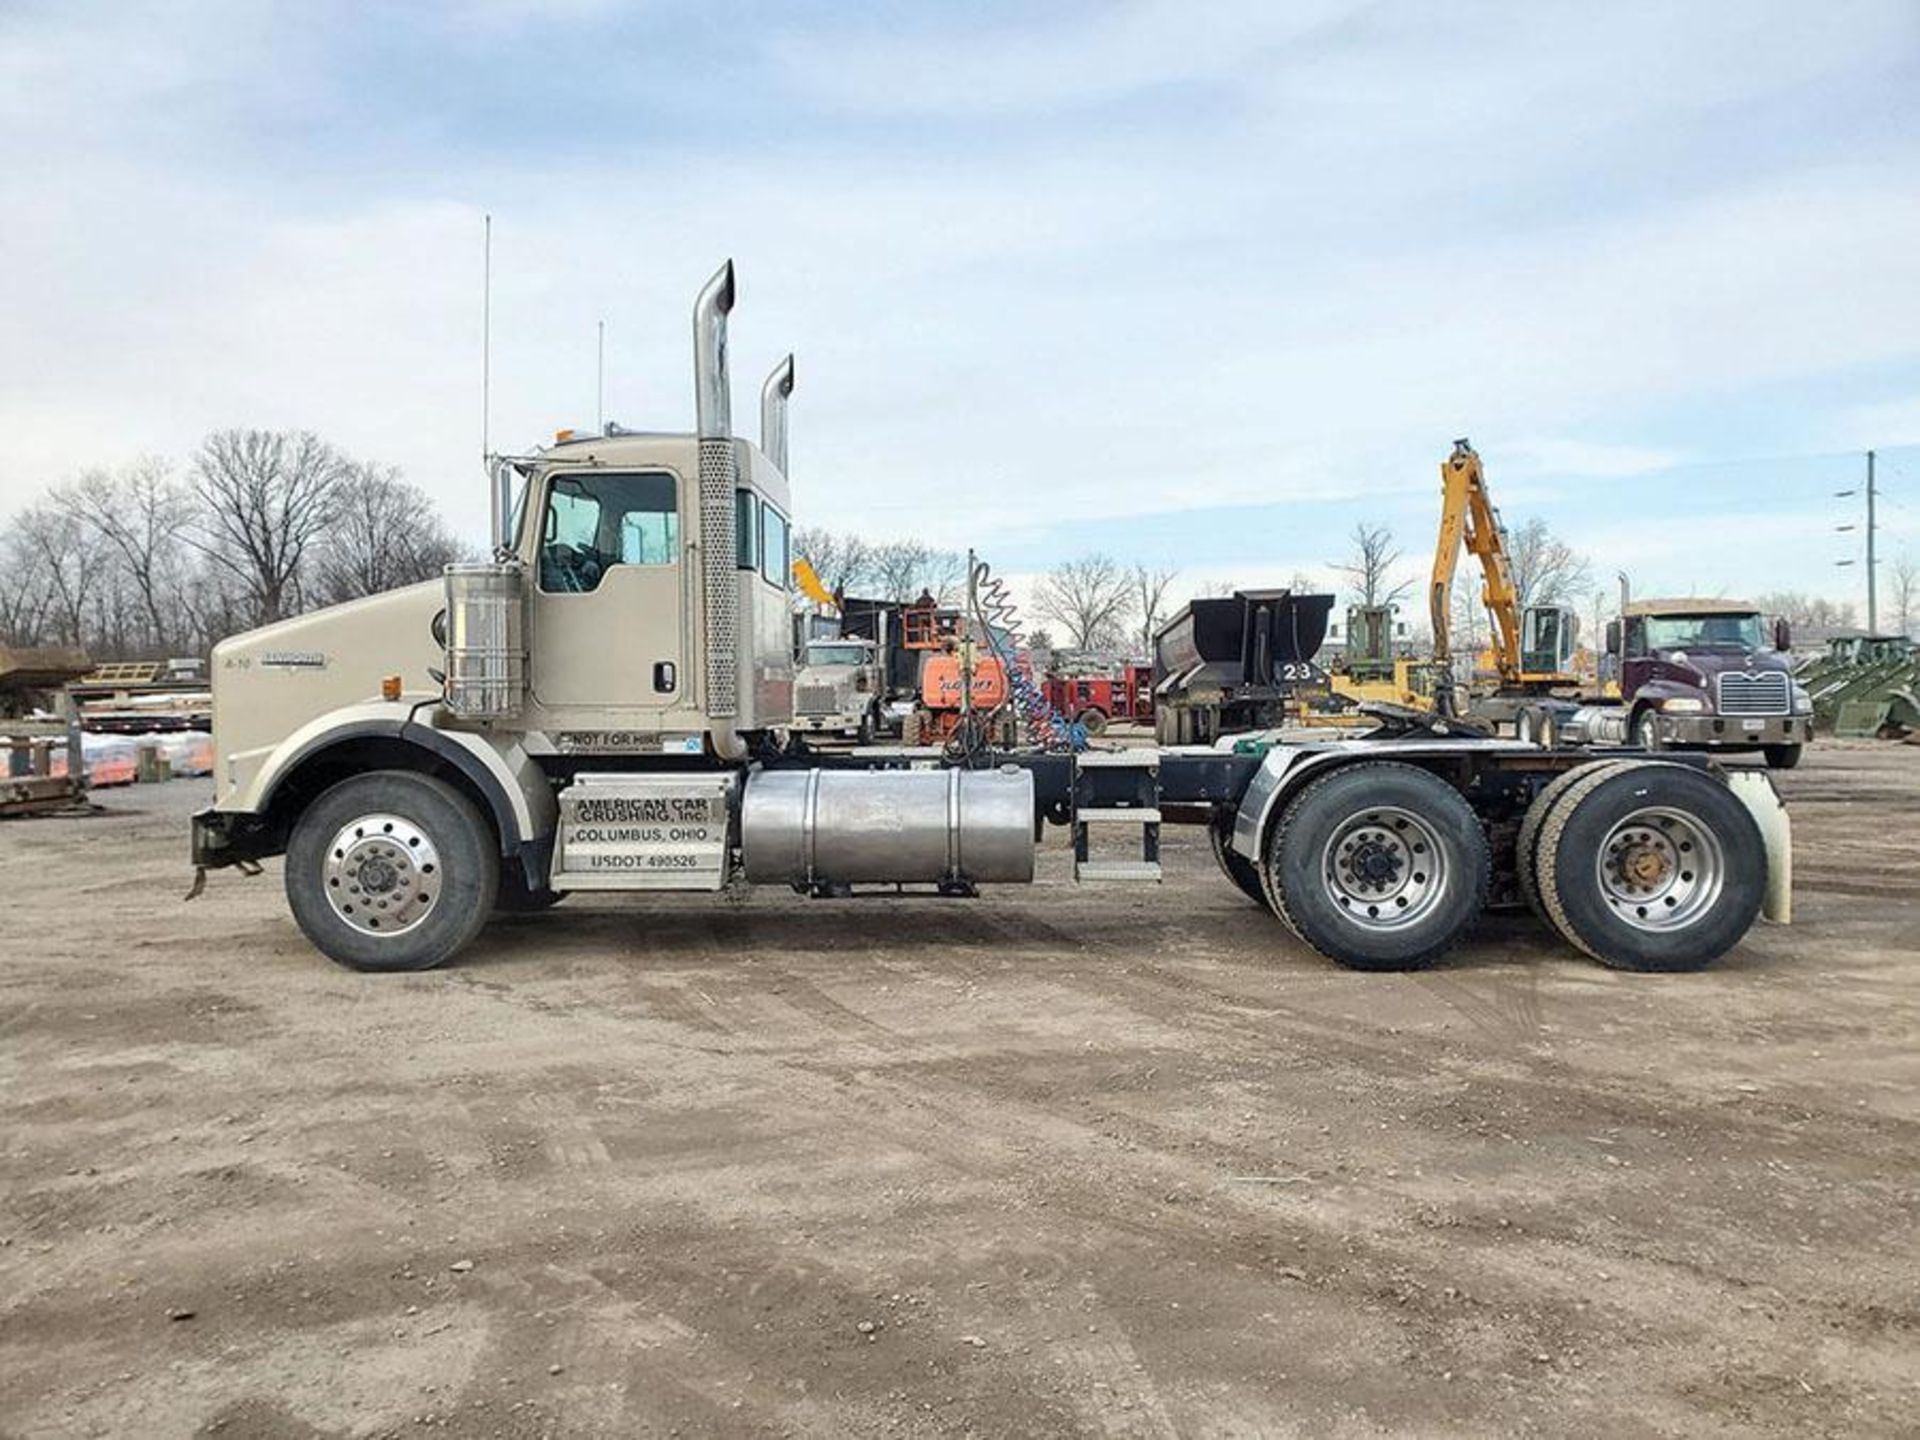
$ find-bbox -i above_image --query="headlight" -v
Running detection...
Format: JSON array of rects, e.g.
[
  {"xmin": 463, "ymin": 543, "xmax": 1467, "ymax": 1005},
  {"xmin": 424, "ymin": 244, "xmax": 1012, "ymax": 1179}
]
[
  {"xmin": 1660, "ymin": 697, "xmax": 1707, "ymax": 714},
  {"xmin": 1792, "ymin": 684, "xmax": 1812, "ymax": 715}
]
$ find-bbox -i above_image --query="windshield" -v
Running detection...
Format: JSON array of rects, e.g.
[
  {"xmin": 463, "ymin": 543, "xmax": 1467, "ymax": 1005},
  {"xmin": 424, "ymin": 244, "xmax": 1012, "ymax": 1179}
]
[
  {"xmin": 804, "ymin": 644, "xmax": 869, "ymax": 667},
  {"xmin": 1644, "ymin": 613, "xmax": 1764, "ymax": 651}
]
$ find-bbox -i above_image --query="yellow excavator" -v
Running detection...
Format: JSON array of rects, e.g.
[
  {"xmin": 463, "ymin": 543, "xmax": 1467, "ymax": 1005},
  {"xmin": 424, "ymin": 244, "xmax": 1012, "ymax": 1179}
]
[{"xmin": 1428, "ymin": 439, "xmax": 1578, "ymax": 722}]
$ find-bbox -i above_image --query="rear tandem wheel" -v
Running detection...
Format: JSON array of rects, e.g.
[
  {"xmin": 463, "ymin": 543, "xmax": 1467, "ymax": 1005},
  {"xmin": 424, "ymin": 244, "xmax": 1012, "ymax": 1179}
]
[
  {"xmin": 1532, "ymin": 761, "xmax": 1766, "ymax": 972},
  {"xmin": 1259, "ymin": 761, "xmax": 1490, "ymax": 972}
]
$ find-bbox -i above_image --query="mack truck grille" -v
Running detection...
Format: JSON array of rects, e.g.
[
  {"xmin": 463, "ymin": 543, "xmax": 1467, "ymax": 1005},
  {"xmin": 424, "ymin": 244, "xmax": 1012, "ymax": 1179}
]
[
  {"xmin": 796, "ymin": 684, "xmax": 841, "ymax": 716},
  {"xmin": 1716, "ymin": 671, "xmax": 1790, "ymax": 716}
]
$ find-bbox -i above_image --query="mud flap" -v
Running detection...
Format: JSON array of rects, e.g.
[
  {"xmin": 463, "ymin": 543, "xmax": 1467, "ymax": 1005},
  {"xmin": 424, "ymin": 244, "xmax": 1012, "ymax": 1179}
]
[{"xmin": 1725, "ymin": 770, "xmax": 1791, "ymax": 924}]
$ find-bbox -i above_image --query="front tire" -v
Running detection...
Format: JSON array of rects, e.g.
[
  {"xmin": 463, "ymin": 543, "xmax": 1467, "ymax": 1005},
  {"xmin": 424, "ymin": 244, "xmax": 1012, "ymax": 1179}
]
[
  {"xmin": 1262, "ymin": 762, "xmax": 1490, "ymax": 971},
  {"xmin": 1535, "ymin": 762, "xmax": 1765, "ymax": 972},
  {"xmin": 285, "ymin": 770, "xmax": 498, "ymax": 972},
  {"xmin": 1763, "ymin": 743, "xmax": 1802, "ymax": 770},
  {"xmin": 1632, "ymin": 709, "xmax": 1662, "ymax": 751},
  {"xmin": 1077, "ymin": 707, "xmax": 1109, "ymax": 737}
]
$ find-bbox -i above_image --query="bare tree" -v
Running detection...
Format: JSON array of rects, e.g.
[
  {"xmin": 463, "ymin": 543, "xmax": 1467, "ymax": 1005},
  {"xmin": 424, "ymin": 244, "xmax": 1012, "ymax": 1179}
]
[
  {"xmin": 1506, "ymin": 516, "xmax": 1592, "ymax": 609},
  {"xmin": 1330, "ymin": 522, "xmax": 1411, "ymax": 608},
  {"xmin": 14, "ymin": 503, "xmax": 107, "ymax": 649},
  {"xmin": 1755, "ymin": 591, "xmax": 1858, "ymax": 631},
  {"xmin": 1449, "ymin": 579, "xmax": 1488, "ymax": 665},
  {"xmin": 65, "ymin": 458, "xmax": 198, "ymax": 655},
  {"xmin": 1888, "ymin": 553, "xmax": 1918, "ymax": 639},
  {"xmin": 1034, "ymin": 553, "xmax": 1136, "ymax": 651},
  {"xmin": 867, "ymin": 539, "xmax": 964, "ymax": 604},
  {"xmin": 1131, "ymin": 564, "xmax": 1177, "ymax": 656},
  {"xmin": 188, "ymin": 429, "xmax": 346, "ymax": 625},
  {"xmin": 313, "ymin": 464, "xmax": 466, "ymax": 604},
  {"xmin": 792, "ymin": 526, "xmax": 872, "ymax": 598}
]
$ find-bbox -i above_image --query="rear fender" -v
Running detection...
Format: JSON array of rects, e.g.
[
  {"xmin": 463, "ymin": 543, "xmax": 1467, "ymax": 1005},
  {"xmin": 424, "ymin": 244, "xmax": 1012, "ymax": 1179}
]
[{"xmin": 1230, "ymin": 737, "xmax": 1539, "ymax": 865}]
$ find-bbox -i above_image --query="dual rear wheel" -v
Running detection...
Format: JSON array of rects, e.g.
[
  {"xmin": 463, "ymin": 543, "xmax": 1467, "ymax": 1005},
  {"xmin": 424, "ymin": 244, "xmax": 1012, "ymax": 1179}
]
[{"xmin": 1239, "ymin": 758, "xmax": 1766, "ymax": 973}]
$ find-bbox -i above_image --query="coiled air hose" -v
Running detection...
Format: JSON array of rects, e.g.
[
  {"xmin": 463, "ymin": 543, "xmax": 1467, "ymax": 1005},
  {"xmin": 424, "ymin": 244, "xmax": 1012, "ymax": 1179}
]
[{"xmin": 971, "ymin": 558, "xmax": 1088, "ymax": 752}]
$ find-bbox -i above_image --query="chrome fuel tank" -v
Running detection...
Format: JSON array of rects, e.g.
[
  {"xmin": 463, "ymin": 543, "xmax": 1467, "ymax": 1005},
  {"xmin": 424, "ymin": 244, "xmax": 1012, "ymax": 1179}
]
[{"xmin": 741, "ymin": 766, "xmax": 1035, "ymax": 887}]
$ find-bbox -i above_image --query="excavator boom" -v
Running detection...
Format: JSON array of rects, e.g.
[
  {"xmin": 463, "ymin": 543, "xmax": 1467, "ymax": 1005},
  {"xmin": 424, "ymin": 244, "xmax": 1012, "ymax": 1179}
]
[{"xmin": 1429, "ymin": 439, "xmax": 1523, "ymax": 711}]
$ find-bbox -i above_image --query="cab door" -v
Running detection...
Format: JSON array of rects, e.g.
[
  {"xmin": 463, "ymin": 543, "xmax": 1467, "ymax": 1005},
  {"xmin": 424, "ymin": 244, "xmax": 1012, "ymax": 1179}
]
[{"xmin": 529, "ymin": 469, "xmax": 685, "ymax": 717}]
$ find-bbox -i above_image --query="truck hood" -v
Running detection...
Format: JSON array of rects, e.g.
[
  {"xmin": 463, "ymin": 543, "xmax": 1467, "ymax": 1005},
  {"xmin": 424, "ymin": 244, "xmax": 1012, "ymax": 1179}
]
[{"xmin": 210, "ymin": 581, "xmax": 444, "ymax": 805}]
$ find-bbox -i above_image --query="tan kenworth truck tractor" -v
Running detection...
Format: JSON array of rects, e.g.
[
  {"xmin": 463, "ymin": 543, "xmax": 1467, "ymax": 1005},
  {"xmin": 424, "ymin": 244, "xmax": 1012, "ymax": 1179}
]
[{"xmin": 191, "ymin": 263, "xmax": 1793, "ymax": 975}]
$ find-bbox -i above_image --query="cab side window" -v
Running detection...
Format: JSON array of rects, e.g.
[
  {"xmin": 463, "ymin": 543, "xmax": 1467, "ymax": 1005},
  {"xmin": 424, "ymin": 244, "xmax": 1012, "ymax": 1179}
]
[
  {"xmin": 540, "ymin": 472, "xmax": 679, "ymax": 594},
  {"xmin": 760, "ymin": 505, "xmax": 789, "ymax": 589},
  {"xmin": 735, "ymin": 489, "xmax": 760, "ymax": 570}
]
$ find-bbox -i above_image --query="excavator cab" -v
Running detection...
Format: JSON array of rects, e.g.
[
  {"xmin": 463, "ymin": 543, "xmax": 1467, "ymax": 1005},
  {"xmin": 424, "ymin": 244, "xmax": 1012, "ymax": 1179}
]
[{"xmin": 1519, "ymin": 603, "xmax": 1578, "ymax": 682}]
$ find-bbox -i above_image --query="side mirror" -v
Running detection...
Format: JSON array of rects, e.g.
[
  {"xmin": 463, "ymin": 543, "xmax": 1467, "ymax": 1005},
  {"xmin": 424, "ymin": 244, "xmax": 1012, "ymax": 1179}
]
[
  {"xmin": 1773, "ymin": 618, "xmax": 1791, "ymax": 652},
  {"xmin": 1604, "ymin": 620, "xmax": 1621, "ymax": 656}
]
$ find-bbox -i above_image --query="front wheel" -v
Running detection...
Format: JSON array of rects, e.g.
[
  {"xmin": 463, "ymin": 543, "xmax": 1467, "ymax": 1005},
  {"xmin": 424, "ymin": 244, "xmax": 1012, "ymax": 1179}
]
[
  {"xmin": 1262, "ymin": 762, "xmax": 1490, "ymax": 971},
  {"xmin": 285, "ymin": 770, "xmax": 498, "ymax": 972},
  {"xmin": 1077, "ymin": 707, "xmax": 1109, "ymax": 736},
  {"xmin": 1632, "ymin": 709, "xmax": 1662, "ymax": 751},
  {"xmin": 1534, "ymin": 761, "xmax": 1765, "ymax": 972},
  {"xmin": 1763, "ymin": 743, "xmax": 1802, "ymax": 770}
]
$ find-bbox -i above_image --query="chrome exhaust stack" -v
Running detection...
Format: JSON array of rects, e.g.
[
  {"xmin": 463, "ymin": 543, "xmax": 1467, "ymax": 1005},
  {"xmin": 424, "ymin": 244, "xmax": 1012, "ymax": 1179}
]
[
  {"xmin": 760, "ymin": 354, "xmax": 795, "ymax": 476},
  {"xmin": 693, "ymin": 260, "xmax": 735, "ymax": 440},
  {"xmin": 692, "ymin": 261, "xmax": 745, "ymax": 756}
]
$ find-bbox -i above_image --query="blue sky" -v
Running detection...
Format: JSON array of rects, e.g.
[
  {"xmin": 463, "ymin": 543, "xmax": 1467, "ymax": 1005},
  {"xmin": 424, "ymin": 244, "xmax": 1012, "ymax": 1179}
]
[{"xmin": 1, "ymin": 0, "xmax": 1917, "ymax": 613}]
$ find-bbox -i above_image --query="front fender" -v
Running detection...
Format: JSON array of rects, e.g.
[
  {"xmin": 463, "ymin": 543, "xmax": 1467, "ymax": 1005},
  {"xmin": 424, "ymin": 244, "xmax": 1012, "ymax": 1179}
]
[{"xmin": 231, "ymin": 701, "xmax": 555, "ymax": 857}]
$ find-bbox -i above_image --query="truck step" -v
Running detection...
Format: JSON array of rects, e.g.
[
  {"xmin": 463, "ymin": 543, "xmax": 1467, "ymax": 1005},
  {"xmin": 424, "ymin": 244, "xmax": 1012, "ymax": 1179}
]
[
  {"xmin": 1073, "ymin": 860, "xmax": 1163, "ymax": 883},
  {"xmin": 1075, "ymin": 807, "xmax": 1163, "ymax": 824}
]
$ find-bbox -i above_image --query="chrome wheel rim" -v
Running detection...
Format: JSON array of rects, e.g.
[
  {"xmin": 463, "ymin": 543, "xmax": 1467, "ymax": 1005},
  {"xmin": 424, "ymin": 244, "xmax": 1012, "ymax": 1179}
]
[
  {"xmin": 1321, "ymin": 805, "xmax": 1449, "ymax": 931},
  {"xmin": 323, "ymin": 813, "xmax": 442, "ymax": 937},
  {"xmin": 1594, "ymin": 805, "xmax": 1723, "ymax": 932}
]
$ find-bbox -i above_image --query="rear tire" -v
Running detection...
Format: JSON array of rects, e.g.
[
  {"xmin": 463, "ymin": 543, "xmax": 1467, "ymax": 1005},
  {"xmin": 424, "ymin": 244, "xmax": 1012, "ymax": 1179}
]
[
  {"xmin": 285, "ymin": 770, "xmax": 498, "ymax": 972},
  {"xmin": 1210, "ymin": 813, "xmax": 1271, "ymax": 911},
  {"xmin": 1535, "ymin": 762, "xmax": 1765, "ymax": 972},
  {"xmin": 1261, "ymin": 762, "xmax": 1490, "ymax": 971},
  {"xmin": 1516, "ymin": 761, "xmax": 1634, "ymax": 925},
  {"xmin": 1763, "ymin": 743, "xmax": 1802, "ymax": 770}
]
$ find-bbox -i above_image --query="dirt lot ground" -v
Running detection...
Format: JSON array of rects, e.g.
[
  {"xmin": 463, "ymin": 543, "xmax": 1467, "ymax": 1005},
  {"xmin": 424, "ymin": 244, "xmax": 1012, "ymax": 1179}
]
[{"xmin": 2, "ymin": 742, "xmax": 1917, "ymax": 1438}]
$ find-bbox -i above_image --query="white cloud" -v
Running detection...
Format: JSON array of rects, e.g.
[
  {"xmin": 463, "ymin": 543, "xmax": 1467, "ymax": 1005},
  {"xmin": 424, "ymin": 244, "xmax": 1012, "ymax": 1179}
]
[{"xmin": 0, "ymin": 0, "xmax": 1916, "ymax": 615}]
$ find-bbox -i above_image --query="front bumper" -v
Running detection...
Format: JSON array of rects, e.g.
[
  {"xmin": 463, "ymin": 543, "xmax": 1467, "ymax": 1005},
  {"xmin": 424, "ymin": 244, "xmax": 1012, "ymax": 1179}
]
[
  {"xmin": 1656, "ymin": 713, "xmax": 1814, "ymax": 749},
  {"xmin": 797, "ymin": 714, "xmax": 864, "ymax": 733},
  {"xmin": 191, "ymin": 807, "xmax": 277, "ymax": 868}
]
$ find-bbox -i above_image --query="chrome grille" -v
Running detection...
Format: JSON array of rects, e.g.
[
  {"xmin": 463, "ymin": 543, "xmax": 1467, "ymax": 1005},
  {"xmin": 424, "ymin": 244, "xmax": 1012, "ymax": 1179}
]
[
  {"xmin": 796, "ymin": 683, "xmax": 841, "ymax": 716},
  {"xmin": 1716, "ymin": 671, "xmax": 1789, "ymax": 716}
]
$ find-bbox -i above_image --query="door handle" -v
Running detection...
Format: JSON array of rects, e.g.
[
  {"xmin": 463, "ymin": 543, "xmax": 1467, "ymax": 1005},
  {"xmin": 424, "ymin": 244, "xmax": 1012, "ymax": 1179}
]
[{"xmin": 653, "ymin": 661, "xmax": 676, "ymax": 694}]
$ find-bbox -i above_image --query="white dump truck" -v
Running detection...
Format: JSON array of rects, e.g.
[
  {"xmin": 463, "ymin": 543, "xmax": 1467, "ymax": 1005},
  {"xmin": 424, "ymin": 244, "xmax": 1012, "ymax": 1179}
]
[
  {"xmin": 191, "ymin": 262, "xmax": 1790, "ymax": 975},
  {"xmin": 792, "ymin": 636, "xmax": 886, "ymax": 743}
]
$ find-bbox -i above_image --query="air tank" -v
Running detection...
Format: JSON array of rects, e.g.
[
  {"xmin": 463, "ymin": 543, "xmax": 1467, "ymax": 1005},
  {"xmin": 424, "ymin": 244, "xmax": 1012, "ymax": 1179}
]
[{"xmin": 741, "ymin": 766, "xmax": 1035, "ymax": 888}]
